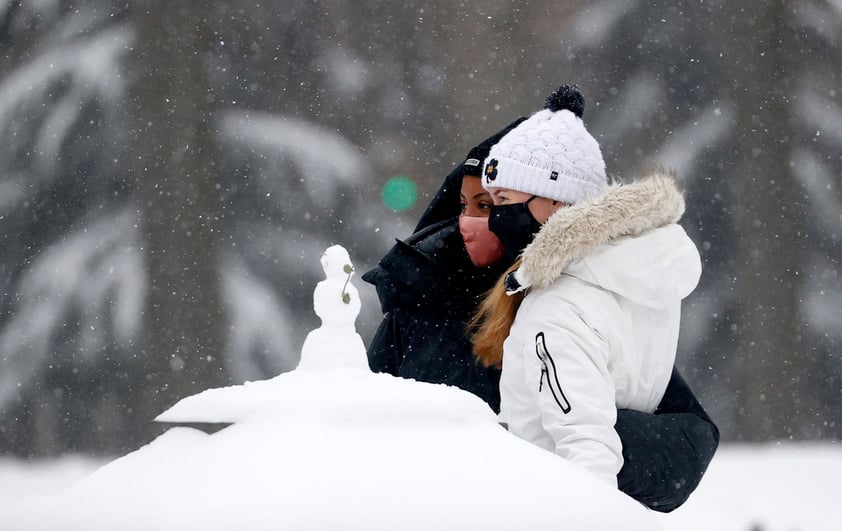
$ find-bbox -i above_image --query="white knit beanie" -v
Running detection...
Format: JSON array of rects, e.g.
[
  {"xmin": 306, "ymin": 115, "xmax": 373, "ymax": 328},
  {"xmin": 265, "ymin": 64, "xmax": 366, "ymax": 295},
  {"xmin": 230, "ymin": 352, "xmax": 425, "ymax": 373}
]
[{"xmin": 482, "ymin": 85, "xmax": 608, "ymax": 204}]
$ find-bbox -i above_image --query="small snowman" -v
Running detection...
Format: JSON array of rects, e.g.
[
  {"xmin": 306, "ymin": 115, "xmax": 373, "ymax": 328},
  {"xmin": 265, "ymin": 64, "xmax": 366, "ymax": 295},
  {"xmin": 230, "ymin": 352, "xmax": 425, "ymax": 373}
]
[{"xmin": 297, "ymin": 244, "xmax": 369, "ymax": 371}]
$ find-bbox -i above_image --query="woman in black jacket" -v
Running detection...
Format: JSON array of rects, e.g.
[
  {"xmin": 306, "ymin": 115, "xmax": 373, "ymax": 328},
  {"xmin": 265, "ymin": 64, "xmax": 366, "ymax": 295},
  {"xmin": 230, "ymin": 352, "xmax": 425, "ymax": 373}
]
[
  {"xmin": 363, "ymin": 119, "xmax": 718, "ymax": 512},
  {"xmin": 363, "ymin": 120, "xmax": 521, "ymax": 412}
]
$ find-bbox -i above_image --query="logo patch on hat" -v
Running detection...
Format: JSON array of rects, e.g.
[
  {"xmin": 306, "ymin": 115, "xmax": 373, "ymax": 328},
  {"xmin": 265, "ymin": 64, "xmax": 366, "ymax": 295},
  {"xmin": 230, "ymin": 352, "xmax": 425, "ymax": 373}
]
[
  {"xmin": 550, "ymin": 171, "xmax": 558, "ymax": 181},
  {"xmin": 485, "ymin": 159, "xmax": 498, "ymax": 182},
  {"xmin": 465, "ymin": 158, "xmax": 480, "ymax": 167}
]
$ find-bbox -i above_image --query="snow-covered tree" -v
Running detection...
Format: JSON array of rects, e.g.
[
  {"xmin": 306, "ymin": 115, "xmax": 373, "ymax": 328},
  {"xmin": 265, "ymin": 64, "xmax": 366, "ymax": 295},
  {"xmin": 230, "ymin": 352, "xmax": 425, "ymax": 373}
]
[{"xmin": 0, "ymin": 1, "xmax": 392, "ymax": 455}]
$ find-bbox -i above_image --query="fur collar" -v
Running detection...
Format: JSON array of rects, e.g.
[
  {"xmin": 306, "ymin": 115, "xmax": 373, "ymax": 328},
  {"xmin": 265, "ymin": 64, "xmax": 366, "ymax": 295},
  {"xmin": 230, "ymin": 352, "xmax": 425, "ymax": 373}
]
[{"xmin": 509, "ymin": 169, "xmax": 686, "ymax": 292}]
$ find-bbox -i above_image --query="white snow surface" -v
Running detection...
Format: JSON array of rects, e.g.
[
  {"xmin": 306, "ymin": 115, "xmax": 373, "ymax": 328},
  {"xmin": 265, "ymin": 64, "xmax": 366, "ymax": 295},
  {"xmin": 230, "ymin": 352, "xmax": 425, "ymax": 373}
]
[
  {"xmin": 2, "ymin": 244, "xmax": 661, "ymax": 530},
  {"xmin": 2, "ymin": 369, "xmax": 660, "ymax": 530},
  {"xmin": 5, "ymin": 442, "xmax": 842, "ymax": 531}
]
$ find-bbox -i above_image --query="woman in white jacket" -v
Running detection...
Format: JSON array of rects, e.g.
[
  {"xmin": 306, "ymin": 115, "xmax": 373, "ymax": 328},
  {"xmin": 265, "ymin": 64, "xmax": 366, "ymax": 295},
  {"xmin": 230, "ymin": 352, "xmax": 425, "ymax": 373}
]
[{"xmin": 471, "ymin": 85, "xmax": 706, "ymax": 488}]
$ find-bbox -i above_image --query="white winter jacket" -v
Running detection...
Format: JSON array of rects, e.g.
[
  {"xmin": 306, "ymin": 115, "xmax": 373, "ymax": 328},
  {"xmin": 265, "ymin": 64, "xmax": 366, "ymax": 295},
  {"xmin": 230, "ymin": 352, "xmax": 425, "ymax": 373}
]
[{"xmin": 497, "ymin": 171, "xmax": 702, "ymax": 487}]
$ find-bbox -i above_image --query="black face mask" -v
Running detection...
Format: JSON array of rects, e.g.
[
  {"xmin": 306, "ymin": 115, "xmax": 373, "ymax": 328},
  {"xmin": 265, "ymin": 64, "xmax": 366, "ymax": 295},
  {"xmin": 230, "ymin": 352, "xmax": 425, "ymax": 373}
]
[{"xmin": 488, "ymin": 196, "xmax": 542, "ymax": 261}]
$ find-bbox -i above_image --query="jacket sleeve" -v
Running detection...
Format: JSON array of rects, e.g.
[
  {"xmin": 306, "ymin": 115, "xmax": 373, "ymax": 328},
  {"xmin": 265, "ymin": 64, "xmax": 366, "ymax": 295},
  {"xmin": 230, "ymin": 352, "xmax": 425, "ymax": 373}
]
[
  {"xmin": 366, "ymin": 311, "xmax": 403, "ymax": 375},
  {"xmin": 615, "ymin": 367, "xmax": 720, "ymax": 512},
  {"xmin": 522, "ymin": 304, "xmax": 623, "ymax": 487}
]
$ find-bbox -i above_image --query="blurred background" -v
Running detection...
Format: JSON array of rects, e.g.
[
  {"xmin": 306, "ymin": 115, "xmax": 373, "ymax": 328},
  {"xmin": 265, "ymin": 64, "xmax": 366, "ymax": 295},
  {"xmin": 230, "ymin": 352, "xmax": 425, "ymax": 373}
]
[{"xmin": 0, "ymin": 0, "xmax": 840, "ymax": 458}]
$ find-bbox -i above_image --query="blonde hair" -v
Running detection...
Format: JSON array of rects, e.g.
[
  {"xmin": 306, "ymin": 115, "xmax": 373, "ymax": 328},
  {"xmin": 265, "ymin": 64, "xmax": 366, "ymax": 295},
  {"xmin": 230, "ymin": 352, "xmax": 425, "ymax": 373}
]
[{"xmin": 469, "ymin": 259, "xmax": 526, "ymax": 367}]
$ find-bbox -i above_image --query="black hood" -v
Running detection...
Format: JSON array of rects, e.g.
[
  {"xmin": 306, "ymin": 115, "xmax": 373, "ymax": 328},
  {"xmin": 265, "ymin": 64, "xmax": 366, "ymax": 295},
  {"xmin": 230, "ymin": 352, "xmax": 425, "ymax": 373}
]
[
  {"xmin": 410, "ymin": 163, "xmax": 465, "ymax": 234},
  {"xmin": 364, "ymin": 117, "xmax": 526, "ymax": 316},
  {"xmin": 411, "ymin": 116, "xmax": 526, "ymax": 234}
]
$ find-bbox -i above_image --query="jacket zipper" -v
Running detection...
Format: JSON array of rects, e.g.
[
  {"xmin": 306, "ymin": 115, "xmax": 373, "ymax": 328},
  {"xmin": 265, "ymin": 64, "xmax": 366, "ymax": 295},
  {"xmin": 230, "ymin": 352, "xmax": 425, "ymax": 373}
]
[{"xmin": 535, "ymin": 332, "xmax": 571, "ymax": 413}]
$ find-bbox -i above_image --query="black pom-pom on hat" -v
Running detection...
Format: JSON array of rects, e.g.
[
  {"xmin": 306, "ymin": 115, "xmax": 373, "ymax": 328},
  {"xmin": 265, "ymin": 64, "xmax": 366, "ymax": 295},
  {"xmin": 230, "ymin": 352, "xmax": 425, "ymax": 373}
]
[{"xmin": 544, "ymin": 84, "xmax": 585, "ymax": 118}]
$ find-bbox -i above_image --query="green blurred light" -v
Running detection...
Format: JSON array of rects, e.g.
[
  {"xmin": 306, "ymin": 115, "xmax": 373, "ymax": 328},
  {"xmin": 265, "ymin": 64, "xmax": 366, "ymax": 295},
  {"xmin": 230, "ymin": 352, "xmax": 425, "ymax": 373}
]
[{"xmin": 381, "ymin": 176, "xmax": 418, "ymax": 212}]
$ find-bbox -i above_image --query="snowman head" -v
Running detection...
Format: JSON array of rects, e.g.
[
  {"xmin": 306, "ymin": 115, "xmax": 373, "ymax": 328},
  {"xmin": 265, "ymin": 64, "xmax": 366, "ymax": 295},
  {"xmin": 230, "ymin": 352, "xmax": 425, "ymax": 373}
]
[{"xmin": 320, "ymin": 245, "xmax": 354, "ymax": 279}]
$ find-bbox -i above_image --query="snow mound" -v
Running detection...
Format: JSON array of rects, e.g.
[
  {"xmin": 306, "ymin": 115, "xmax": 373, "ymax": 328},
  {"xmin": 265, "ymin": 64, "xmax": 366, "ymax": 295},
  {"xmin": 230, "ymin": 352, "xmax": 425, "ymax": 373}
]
[{"xmin": 5, "ymin": 369, "xmax": 661, "ymax": 530}]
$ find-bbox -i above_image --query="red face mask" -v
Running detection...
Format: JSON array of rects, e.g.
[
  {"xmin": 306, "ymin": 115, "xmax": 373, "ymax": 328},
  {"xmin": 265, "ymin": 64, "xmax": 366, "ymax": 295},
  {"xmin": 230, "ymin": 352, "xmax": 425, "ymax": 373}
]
[{"xmin": 458, "ymin": 215, "xmax": 505, "ymax": 268}]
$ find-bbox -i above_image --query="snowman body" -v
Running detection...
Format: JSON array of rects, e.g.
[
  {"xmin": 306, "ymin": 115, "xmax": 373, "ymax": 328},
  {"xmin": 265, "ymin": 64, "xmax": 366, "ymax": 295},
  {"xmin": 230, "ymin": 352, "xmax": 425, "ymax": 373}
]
[{"xmin": 298, "ymin": 245, "xmax": 369, "ymax": 371}]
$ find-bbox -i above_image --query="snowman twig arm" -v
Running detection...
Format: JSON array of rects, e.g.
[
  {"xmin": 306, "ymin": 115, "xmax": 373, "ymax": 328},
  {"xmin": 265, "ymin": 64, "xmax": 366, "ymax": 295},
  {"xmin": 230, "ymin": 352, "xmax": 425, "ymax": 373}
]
[{"xmin": 342, "ymin": 264, "xmax": 354, "ymax": 304}]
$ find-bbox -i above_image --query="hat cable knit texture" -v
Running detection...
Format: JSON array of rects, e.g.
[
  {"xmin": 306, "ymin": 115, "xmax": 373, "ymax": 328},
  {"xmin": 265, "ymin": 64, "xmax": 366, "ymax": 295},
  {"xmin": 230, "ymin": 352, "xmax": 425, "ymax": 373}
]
[{"xmin": 483, "ymin": 85, "xmax": 607, "ymax": 204}]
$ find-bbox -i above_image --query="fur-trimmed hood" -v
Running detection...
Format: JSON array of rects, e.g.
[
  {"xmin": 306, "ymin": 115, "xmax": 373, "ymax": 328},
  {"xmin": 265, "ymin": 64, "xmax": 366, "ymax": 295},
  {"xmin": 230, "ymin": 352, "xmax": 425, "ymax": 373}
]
[{"xmin": 509, "ymin": 170, "xmax": 697, "ymax": 299}]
